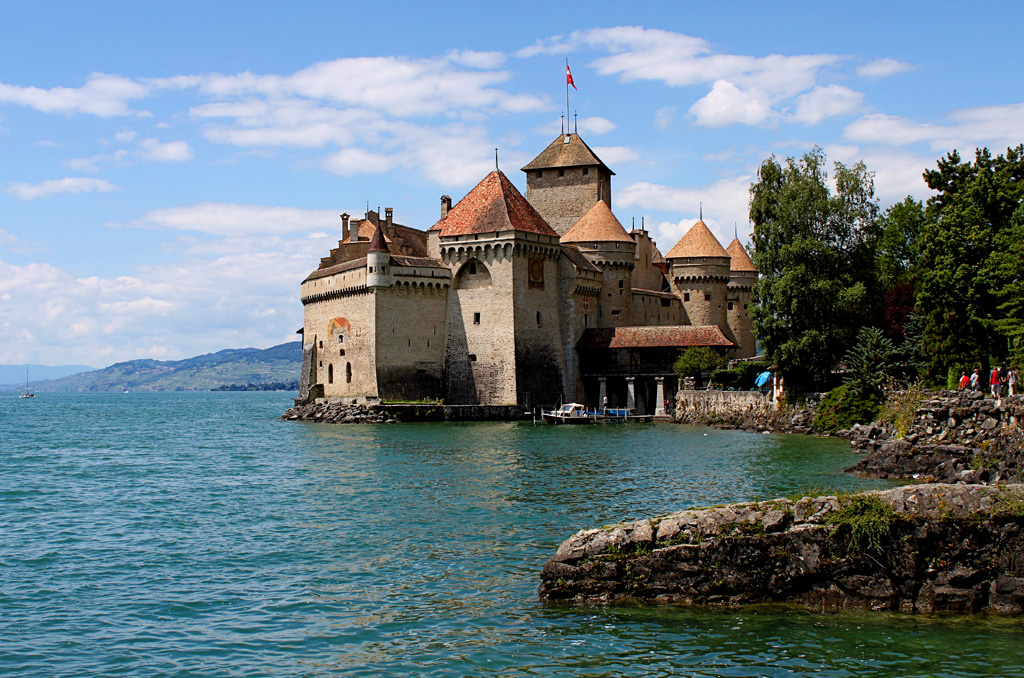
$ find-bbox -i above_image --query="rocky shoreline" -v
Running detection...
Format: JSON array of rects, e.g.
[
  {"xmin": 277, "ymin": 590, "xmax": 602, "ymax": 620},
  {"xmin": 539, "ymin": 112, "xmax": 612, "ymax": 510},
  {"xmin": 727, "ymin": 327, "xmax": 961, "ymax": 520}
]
[
  {"xmin": 843, "ymin": 391, "xmax": 1024, "ymax": 484},
  {"xmin": 539, "ymin": 483, "xmax": 1024, "ymax": 613}
]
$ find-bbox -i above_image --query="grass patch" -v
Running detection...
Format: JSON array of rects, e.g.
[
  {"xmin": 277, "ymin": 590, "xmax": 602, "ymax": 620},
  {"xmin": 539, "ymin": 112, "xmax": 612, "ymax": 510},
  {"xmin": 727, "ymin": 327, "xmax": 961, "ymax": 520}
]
[{"xmin": 824, "ymin": 495, "xmax": 903, "ymax": 554}]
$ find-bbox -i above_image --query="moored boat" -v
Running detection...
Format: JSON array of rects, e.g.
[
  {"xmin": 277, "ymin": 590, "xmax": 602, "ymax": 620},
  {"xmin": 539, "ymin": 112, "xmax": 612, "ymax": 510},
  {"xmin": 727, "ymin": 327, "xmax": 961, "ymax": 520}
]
[{"xmin": 541, "ymin": 402, "xmax": 595, "ymax": 424}]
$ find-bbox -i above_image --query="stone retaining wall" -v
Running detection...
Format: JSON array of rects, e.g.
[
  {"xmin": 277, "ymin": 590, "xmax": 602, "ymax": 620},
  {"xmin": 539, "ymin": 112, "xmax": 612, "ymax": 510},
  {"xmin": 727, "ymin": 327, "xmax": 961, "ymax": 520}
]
[
  {"xmin": 674, "ymin": 390, "xmax": 823, "ymax": 434},
  {"xmin": 540, "ymin": 483, "xmax": 1024, "ymax": 613},
  {"xmin": 282, "ymin": 400, "xmax": 527, "ymax": 423}
]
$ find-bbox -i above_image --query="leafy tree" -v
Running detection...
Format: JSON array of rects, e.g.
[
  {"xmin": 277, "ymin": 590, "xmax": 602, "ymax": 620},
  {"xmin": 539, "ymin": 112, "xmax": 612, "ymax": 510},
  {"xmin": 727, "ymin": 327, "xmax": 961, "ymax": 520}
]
[
  {"xmin": 915, "ymin": 145, "xmax": 1024, "ymax": 379},
  {"xmin": 749, "ymin": 147, "xmax": 880, "ymax": 390},
  {"xmin": 844, "ymin": 326, "xmax": 895, "ymax": 400},
  {"xmin": 876, "ymin": 197, "xmax": 925, "ymax": 290},
  {"xmin": 673, "ymin": 347, "xmax": 725, "ymax": 383}
]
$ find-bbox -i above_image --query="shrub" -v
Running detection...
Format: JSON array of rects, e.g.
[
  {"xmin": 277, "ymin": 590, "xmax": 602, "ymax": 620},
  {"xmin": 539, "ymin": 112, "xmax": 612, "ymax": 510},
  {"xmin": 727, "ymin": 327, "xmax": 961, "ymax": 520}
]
[
  {"xmin": 825, "ymin": 495, "xmax": 902, "ymax": 554},
  {"xmin": 879, "ymin": 378, "xmax": 926, "ymax": 437},
  {"xmin": 674, "ymin": 347, "xmax": 726, "ymax": 382},
  {"xmin": 814, "ymin": 383, "xmax": 881, "ymax": 432}
]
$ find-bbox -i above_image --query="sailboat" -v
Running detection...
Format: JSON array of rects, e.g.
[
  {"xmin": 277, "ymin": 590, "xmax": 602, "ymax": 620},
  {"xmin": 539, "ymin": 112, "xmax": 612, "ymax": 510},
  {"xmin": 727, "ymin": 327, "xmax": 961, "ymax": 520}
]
[{"xmin": 19, "ymin": 369, "xmax": 35, "ymax": 398}]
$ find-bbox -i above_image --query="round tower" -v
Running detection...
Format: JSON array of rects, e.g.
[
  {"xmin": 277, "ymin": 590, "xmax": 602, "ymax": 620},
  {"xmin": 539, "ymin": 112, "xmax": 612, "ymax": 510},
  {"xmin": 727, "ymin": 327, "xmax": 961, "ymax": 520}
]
[
  {"xmin": 726, "ymin": 238, "xmax": 758, "ymax": 358},
  {"xmin": 665, "ymin": 220, "xmax": 731, "ymax": 333},
  {"xmin": 561, "ymin": 201, "xmax": 635, "ymax": 325},
  {"xmin": 366, "ymin": 222, "xmax": 391, "ymax": 289}
]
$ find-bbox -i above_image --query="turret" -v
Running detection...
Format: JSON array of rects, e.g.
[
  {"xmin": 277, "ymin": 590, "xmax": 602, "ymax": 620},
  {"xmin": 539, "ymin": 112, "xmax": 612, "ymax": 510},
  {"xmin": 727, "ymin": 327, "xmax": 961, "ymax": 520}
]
[
  {"xmin": 666, "ymin": 220, "xmax": 731, "ymax": 332},
  {"xmin": 522, "ymin": 133, "xmax": 614, "ymax": 235},
  {"xmin": 561, "ymin": 201, "xmax": 635, "ymax": 325},
  {"xmin": 725, "ymin": 238, "xmax": 758, "ymax": 358},
  {"xmin": 366, "ymin": 222, "xmax": 391, "ymax": 289}
]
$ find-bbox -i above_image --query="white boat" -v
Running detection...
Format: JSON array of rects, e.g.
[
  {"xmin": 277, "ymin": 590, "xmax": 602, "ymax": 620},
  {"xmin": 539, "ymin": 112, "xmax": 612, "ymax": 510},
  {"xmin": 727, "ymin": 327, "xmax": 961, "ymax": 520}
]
[
  {"xmin": 19, "ymin": 369, "xmax": 35, "ymax": 399},
  {"xmin": 541, "ymin": 402, "xmax": 595, "ymax": 424}
]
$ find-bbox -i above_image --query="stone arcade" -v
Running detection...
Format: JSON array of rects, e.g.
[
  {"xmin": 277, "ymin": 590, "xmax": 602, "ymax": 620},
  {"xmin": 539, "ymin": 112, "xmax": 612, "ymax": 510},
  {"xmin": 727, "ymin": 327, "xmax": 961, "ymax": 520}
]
[{"xmin": 297, "ymin": 132, "xmax": 757, "ymax": 411}]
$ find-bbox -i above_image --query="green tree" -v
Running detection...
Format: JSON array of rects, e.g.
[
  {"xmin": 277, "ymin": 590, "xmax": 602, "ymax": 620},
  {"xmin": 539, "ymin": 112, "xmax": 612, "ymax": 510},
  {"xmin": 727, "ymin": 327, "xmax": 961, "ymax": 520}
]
[
  {"xmin": 673, "ymin": 347, "xmax": 725, "ymax": 383},
  {"xmin": 749, "ymin": 147, "xmax": 880, "ymax": 390},
  {"xmin": 844, "ymin": 326, "xmax": 895, "ymax": 400},
  {"xmin": 876, "ymin": 196, "xmax": 925, "ymax": 290},
  {"xmin": 916, "ymin": 145, "xmax": 1024, "ymax": 379}
]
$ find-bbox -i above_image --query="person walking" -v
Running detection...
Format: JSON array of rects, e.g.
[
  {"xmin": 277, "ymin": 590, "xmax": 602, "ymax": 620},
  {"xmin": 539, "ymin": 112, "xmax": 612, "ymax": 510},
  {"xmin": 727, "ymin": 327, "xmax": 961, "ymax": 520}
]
[
  {"xmin": 970, "ymin": 368, "xmax": 981, "ymax": 390},
  {"xmin": 958, "ymin": 371, "xmax": 970, "ymax": 390},
  {"xmin": 991, "ymin": 366, "xmax": 1002, "ymax": 397},
  {"xmin": 1009, "ymin": 366, "xmax": 1019, "ymax": 396}
]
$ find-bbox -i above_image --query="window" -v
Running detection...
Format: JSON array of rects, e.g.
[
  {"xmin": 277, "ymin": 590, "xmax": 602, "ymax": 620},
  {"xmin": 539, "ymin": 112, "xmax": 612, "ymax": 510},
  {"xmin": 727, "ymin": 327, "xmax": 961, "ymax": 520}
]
[
  {"xmin": 469, "ymin": 262, "xmax": 477, "ymax": 274},
  {"xmin": 584, "ymin": 315, "xmax": 589, "ymax": 327},
  {"xmin": 346, "ymin": 362, "xmax": 352, "ymax": 383},
  {"xmin": 339, "ymin": 349, "xmax": 345, "ymax": 356},
  {"xmin": 705, "ymin": 294, "xmax": 711, "ymax": 301},
  {"xmin": 338, "ymin": 335, "xmax": 343, "ymax": 343},
  {"xmin": 684, "ymin": 293, "xmax": 690, "ymax": 302},
  {"xmin": 473, "ymin": 312, "xmax": 481, "ymax": 325},
  {"xmin": 728, "ymin": 301, "xmax": 734, "ymax": 311},
  {"xmin": 468, "ymin": 354, "xmax": 477, "ymax": 362},
  {"xmin": 583, "ymin": 167, "xmax": 589, "ymax": 175},
  {"xmin": 611, "ymin": 309, "xmax": 621, "ymax": 316},
  {"xmin": 558, "ymin": 169, "xmax": 565, "ymax": 177},
  {"xmin": 328, "ymin": 364, "xmax": 334, "ymax": 384},
  {"xmin": 408, "ymin": 339, "xmax": 411, "ymax": 347},
  {"xmin": 536, "ymin": 311, "xmax": 542, "ymax": 327},
  {"xmin": 537, "ymin": 170, "xmax": 543, "ymax": 178},
  {"xmin": 369, "ymin": 266, "xmax": 373, "ymax": 272},
  {"xmin": 661, "ymin": 298, "xmax": 671, "ymax": 307},
  {"xmin": 319, "ymin": 340, "xmax": 323, "ymax": 349}
]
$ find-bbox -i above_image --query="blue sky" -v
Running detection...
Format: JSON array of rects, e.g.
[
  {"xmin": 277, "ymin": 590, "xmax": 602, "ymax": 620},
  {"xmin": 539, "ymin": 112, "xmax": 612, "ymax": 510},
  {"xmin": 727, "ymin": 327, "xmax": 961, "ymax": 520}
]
[{"xmin": 2, "ymin": 1, "xmax": 1022, "ymax": 367}]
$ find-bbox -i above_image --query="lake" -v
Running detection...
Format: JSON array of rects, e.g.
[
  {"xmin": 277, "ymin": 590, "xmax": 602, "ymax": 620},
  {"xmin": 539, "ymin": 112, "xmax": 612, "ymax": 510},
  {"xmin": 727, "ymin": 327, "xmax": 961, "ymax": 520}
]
[{"xmin": 2, "ymin": 391, "xmax": 1022, "ymax": 676}]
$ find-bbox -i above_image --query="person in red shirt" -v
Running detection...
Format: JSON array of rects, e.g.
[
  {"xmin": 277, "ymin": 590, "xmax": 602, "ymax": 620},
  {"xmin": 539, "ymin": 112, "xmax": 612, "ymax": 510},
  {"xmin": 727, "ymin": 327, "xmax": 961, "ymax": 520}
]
[
  {"xmin": 991, "ymin": 366, "xmax": 1002, "ymax": 397},
  {"xmin": 959, "ymin": 371, "xmax": 970, "ymax": 390}
]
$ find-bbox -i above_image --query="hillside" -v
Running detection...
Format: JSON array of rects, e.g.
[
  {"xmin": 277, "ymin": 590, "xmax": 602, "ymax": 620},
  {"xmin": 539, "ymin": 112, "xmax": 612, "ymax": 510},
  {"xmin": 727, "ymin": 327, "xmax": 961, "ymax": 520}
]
[
  {"xmin": 15, "ymin": 342, "xmax": 302, "ymax": 392},
  {"xmin": 0, "ymin": 364, "xmax": 96, "ymax": 385}
]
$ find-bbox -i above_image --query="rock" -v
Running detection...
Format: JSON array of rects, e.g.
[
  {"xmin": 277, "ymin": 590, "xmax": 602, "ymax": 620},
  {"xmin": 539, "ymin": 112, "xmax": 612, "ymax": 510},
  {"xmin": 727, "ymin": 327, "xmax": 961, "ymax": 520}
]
[{"xmin": 540, "ymin": 484, "xmax": 1024, "ymax": 614}]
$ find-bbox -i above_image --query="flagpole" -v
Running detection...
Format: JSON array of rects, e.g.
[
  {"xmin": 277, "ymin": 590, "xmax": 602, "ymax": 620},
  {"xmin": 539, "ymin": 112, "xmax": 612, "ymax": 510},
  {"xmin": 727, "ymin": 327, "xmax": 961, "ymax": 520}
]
[{"xmin": 565, "ymin": 59, "xmax": 570, "ymax": 138}]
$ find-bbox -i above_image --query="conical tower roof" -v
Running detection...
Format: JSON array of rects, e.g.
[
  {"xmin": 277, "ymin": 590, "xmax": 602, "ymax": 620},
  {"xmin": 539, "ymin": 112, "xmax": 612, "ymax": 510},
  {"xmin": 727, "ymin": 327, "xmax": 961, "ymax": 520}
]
[
  {"xmin": 521, "ymin": 133, "xmax": 614, "ymax": 174},
  {"xmin": 560, "ymin": 201, "xmax": 633, "ymax": 244},
  {"xmin": 429, "ymin": 170, "xmax": 558, "ymax": 237},
  {"xmin": 726, "ymin": 238, "xmax": 756, "ymax": 272},
  {"xmin": 665, "ymin": 220, "xmax": 728, "ymax": 259},
  {"xmin": 367, "ymin": 221, "xmax": 389, "ymax": 253}
]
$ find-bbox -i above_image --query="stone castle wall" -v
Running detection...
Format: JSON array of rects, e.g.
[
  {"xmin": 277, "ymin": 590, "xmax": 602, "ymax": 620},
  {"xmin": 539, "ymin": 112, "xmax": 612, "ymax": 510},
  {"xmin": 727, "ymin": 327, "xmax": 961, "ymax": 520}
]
[
  {"xmin": 303, "ymin": 289, "xmax": 377, "ymax": 399},
  {"xmin": 374, "ymin": 284, "xmax": 448, "ymax": 401},
  {"xmin": 526, "ymin": 166, "xmax": 607, "ymax": 235},
  {"xmin": 512, "ymin": 242, "xmax": 565, "ymax": 407}
]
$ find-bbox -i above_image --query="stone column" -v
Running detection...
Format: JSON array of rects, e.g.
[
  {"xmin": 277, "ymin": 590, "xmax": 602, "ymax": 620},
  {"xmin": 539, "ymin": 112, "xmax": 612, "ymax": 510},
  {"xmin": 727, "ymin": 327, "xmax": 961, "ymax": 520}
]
[
  {"xmin": 598, "ymin": 377, "xmax": 607, "ymax": 411},
  {"xmin": 655, "ymin": 377, "xmax": 665, "ymax": 416},
  {"xmin": 626, "ymin": 377, "xmax": 636, "ymax": 411}
]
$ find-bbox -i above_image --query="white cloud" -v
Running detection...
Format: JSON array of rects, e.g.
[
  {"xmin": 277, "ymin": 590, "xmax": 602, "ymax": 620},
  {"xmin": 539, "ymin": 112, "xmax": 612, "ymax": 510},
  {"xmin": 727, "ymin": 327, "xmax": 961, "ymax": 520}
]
[
  {"xmin": 857, "ymin": 58, "xmax": 916, "ymax": 78},
  {"xmin": 0, "ymin": 72, "xmax": 150, "ymax": 117},
  {"xmin": 6, "ymin": 177, "xmax": 118, "ymax": 200},
  {"xmin": 592, "ymin": 146, "xmax": 639, "ymax": 165},
  {"xmin": 791, "ymin": 84, "xmax": 864, "ymax": 124},
  {"xmin": 523, "ymin": 27, "xmax": 841, "ymax": 98},
  {"xmin": 617, "ymin": 175, "xmax": 754, "ymax": 248},
  {"xmin": 322, "ymin": 148, "xmax": 396, "ymax": 176},
  {"xmin": 134, "ymin": 202, "xmax": 341, "ymax": 236},
  {"xmin": 654, "ymin": 106, "xmax": 675, "ymax": 130},
  {"xmin": 690, "ymin": 80, "xmax": 775, "ymax": 127},
  {"xmin": 138, "ymin": 138, "xmax": 194, "ymax": 162},
  {"xmin": 843, "ymin": 103, "xmax": 1024, "ymax": 151},
  {"xmin": 824, "ymin": 143, "xmax": 934, "ymax": 205},
  {"xmin": 114, "ymin": 130, "xmax": 137, "ymax": 143}
]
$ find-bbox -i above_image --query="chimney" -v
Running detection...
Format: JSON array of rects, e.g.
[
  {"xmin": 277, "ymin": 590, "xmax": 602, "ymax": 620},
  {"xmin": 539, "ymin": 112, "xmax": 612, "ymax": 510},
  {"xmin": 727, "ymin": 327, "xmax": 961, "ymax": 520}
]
[
  {"xmin": 342, "ymin": 213, "xmax": 356, "ymax": 243},
  {"xmin": 441, "ymin": 195, "xmax": 452, "ymax": 219},
  {"xmin": 384, "ymin": 207, "xmax": 394, "ymax": 238}
]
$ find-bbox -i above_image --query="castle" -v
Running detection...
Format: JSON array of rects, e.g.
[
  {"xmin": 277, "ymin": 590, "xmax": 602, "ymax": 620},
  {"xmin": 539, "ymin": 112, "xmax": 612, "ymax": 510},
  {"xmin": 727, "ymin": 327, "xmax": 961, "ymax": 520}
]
[{"xmin": 297, "ymin": 132, "xmax": 757, "ymax": 413}]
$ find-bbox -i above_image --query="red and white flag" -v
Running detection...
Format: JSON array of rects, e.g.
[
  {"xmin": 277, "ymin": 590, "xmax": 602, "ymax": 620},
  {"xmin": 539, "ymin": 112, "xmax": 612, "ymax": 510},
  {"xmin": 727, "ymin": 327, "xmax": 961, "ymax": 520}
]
[{"xmin": 566, "ymin": 62, "xmax": 576, "ymax": 90}]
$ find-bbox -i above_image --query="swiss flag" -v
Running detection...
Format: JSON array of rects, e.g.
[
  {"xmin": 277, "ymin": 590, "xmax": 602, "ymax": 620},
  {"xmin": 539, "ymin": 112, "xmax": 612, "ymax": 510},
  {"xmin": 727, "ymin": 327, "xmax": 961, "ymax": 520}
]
[{"xmin": 566, "ymin": 62, "xmax": 576, "ymax": 90}]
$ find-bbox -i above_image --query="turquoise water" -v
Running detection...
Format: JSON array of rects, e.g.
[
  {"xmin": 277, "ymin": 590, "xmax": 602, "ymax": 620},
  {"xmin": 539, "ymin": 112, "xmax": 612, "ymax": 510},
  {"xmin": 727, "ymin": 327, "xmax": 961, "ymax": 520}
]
[{"xmin": 2, "ymin": 391, "xmax": 1022, "ymax": 677}]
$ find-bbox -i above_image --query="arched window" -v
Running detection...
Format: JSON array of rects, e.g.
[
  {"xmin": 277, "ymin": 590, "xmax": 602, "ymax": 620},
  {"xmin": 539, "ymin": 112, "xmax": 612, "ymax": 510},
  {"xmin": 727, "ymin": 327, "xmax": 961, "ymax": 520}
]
[
  {"xmin": 346, "ymin": 363, "xmax": 352, "ymax": 383},
  {"xmin": 328, "ymin": 364, "xmax": 334, "ymax": 384}
]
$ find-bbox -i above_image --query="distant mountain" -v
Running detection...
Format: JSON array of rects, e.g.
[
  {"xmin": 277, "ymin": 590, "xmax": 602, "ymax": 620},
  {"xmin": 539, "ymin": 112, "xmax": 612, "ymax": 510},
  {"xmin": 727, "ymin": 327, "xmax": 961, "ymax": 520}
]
[
  {"xmin": 7, "ymin": 342, "xmax": 302, "ymax": 392},
  {"xmin": 0, "ymin": 363, "xmax": 97, "ymax": 385}
]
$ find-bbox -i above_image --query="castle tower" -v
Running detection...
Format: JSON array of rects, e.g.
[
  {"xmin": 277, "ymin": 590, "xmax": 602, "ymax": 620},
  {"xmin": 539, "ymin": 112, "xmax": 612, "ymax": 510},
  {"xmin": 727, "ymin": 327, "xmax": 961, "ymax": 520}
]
[
  {"xmin": 365, "ymin": 222, "xmax": 391, "ymax": 289},
  {"xmin": 725, "ymin": 237, "xmax": 758, "ymax": 358},
  {"xmin": 666, "ymin": 220, "xmax": 732, "ymax": 338},
  {"xmin": 560, "ymin": 200, "xmax": 636, "ymax": 326},
  {"xmin": 522, "ymin": 133, "xmax": 614, "ymax": 236},
  {"xmin": 430, "ymin": 170, "xmax": 564, "ymax": 406}
]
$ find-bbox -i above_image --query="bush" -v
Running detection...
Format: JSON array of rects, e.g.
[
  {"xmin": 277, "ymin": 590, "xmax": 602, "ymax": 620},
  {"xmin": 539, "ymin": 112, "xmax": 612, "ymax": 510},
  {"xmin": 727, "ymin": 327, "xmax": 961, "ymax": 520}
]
[
  {"xmin": 825, "ymin": 495, "xmax": 902, "ymax": 554},
  {"xmin": 711, "ymin": 362, "xmax": 768, "ymax": 390},
  {"xmin": 813, "ymin": 383, "xmax": 881, "ymax": 432},
  {"xmin": 674, "ymin": 347, "xmax": 726, "ymax": 382}
]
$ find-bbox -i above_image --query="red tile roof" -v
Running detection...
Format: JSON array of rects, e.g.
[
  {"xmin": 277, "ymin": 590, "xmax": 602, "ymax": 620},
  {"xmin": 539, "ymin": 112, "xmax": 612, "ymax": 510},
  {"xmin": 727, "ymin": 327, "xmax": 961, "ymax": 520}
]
[
  {"xmin": 578, "ymin": 325, "xmax": 735, "ymax": 350},
  {"xmin": 430, "ymin": 170, "xmax": 558, "ymax": 237},
  {"xmin": 665, "ymin": 220, "xmax": 728, "ymax": 259},
  {"xmin": 726, "ymin": 238, "xmax": 757, "ymax": 272},
  {"xmin": 561, "ymin": 200, "xmax": 634, "ymax": 244},
  {"xmin": 367, "ymin": 222, "xmax": 388, "ymax": 253}
]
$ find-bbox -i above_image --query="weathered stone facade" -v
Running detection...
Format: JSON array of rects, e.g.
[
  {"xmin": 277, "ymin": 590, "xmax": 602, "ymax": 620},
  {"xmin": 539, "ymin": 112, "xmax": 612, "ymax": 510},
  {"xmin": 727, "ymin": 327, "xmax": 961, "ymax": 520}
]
[{"xmin": 297, "ymin": 132, "xmax": 758, "ymax": 408}]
